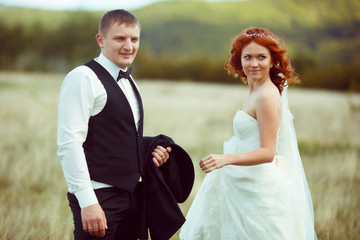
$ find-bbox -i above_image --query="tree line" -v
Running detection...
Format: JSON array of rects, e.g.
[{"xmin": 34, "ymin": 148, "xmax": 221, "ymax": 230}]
[{"xmin": 0, "ymin": 2, "xmax": 359, "ymax": 91}]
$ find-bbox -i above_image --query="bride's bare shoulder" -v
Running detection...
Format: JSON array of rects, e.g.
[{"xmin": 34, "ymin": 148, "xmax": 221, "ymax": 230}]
[
  {"xmin": 258, "ymin": 85, "xmax": 281, "ymax": 104},
  {"xmin": 255, "ymin": 85, "xmax": 282, "ymax": 116}
]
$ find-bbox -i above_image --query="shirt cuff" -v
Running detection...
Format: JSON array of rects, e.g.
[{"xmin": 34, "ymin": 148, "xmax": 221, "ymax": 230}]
[{"xmin": 74, "ymin": 186, "xmax": 98, "ymax": 209}]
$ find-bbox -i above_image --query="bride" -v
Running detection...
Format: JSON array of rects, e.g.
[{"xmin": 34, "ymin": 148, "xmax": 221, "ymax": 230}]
[{"xmin": 179, "ymin": 28, "xmax": 317, "ymax": 240}]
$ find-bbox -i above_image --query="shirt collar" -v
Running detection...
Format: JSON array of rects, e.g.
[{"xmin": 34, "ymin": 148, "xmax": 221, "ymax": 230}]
[{"xmin": 96, "ymin": 53, "xmax": 128, "ymax": 81}]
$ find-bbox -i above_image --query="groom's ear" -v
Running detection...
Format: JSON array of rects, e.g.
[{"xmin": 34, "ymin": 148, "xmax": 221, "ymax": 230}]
[{"xmin": 96, "ymin": 34, "xmax": 104, "ymax": 48}]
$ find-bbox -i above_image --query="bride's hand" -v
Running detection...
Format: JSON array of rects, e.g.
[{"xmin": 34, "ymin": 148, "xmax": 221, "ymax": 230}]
[{"xmin": 200, "ymin": 154, "xmax": 228, "ymax": 173}]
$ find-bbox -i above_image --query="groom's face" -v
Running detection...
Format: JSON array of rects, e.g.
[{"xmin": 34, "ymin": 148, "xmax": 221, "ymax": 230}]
[{"xmin": 96, "ymin": 22, "xmax": 140, "ymax": 70}]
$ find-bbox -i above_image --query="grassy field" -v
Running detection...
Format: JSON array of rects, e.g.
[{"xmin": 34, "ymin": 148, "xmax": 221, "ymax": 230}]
[{"xmin": 0, "ymin": 72, "xmax": 359, "ymax": 240}]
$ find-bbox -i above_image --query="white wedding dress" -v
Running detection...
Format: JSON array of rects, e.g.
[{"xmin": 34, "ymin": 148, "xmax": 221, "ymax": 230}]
[{"xmin": 180, "ymin": 89, "xmax": 317, "ymax": 240}]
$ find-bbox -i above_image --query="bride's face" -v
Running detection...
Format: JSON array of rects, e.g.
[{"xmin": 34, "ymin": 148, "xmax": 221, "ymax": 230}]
[{"xmin": 241, "ymin": 41, "xmax": 273, "ymax": 83}]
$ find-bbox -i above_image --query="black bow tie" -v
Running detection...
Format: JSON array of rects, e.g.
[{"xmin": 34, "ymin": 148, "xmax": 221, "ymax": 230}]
[{"xmin": 117, "ymin": 67, "xmax": 132, "ymax": 81}]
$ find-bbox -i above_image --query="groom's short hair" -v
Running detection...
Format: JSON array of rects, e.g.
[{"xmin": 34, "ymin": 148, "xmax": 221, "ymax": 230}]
[{"xmin": 99, "ymin": 9, "xmax": 141, "ymax": 36}]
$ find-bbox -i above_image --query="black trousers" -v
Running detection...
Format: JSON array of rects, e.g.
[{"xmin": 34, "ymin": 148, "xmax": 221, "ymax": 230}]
[{"xmin": 67, "ymin": 184, "xmax": 143, "ymax": 240}]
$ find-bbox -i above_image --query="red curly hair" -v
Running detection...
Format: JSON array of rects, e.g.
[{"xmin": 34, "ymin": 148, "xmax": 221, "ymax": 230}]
[{"xmin": 224, "ymin": 27, "xmax": 299, "ymax": 94}]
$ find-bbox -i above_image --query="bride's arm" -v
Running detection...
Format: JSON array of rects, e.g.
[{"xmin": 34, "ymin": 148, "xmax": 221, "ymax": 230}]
[{"xmin": 200, "ymin": 91, "xmax": 281, "ymax": 173}]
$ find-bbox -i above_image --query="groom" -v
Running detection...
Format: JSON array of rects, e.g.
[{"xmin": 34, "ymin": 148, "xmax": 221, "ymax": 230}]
[{"xmin": 57, "ymin": 9, "xmax": 174, "ymax": 239}]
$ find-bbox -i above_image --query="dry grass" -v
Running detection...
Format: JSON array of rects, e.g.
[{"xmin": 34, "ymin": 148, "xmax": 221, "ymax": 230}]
[{"xmin": 0, "ymin": 72, "xmax": 359, "ymax": 240}]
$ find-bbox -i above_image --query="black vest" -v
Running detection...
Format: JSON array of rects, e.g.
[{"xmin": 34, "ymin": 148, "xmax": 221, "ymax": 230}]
[{"xmin": 83, "ymin": 60, "xmax": 144, "ymax": 192}]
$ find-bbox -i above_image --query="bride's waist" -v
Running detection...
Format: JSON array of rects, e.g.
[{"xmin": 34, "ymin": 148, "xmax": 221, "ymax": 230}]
[{"xmin": 223, "ymin": 137, "xmax": 260, "ymax": 154}]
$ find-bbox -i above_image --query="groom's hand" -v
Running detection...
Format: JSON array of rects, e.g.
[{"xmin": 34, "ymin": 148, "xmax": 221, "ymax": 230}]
[
  {"xmin": 152, "ymin": 145, "xmax": 172, "ymax": 167},
  {"xmin": 81, "ymin": 203, "xmax": 108, "ymax": 237}
]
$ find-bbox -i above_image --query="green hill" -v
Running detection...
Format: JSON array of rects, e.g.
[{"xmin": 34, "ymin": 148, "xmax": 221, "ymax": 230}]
[
  {"xmin": 136, "ymin": 0, "xmax": 320, "ymax": 59},
  {"xmin": 0, "ymin": 0, "xmax": 359, "ymax": 90}
]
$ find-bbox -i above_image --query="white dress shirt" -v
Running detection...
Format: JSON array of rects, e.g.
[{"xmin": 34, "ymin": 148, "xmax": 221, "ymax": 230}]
[{"xmin": 57, "ymin": 53, "xmax": 141, "ymax": 208}]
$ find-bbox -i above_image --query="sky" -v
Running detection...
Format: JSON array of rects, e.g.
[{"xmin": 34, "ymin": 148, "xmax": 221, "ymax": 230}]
[
  {"xmin": 0, "ymin": 0, "xmax": 161, "ymax": 10},
  {"xmin": 0, "ymin": 0, "xmax": 240, "ymax": 11}
]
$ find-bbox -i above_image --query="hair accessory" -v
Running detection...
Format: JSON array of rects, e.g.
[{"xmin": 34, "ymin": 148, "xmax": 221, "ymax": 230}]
[{"xmin": 242, "ymin": 32, "xmax": 277, "ymax": 42}]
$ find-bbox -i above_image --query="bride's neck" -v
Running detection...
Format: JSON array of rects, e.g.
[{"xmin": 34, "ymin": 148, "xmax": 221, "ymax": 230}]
[{"xmin": 249, "ymin": 78, "xmax": 272, "ymax": 94}]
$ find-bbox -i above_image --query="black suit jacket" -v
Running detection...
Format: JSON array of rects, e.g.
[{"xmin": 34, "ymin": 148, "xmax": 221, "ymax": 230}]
[{"xmin": 141, "ymin": 134, "xmax": 195, "ymax": 240}]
